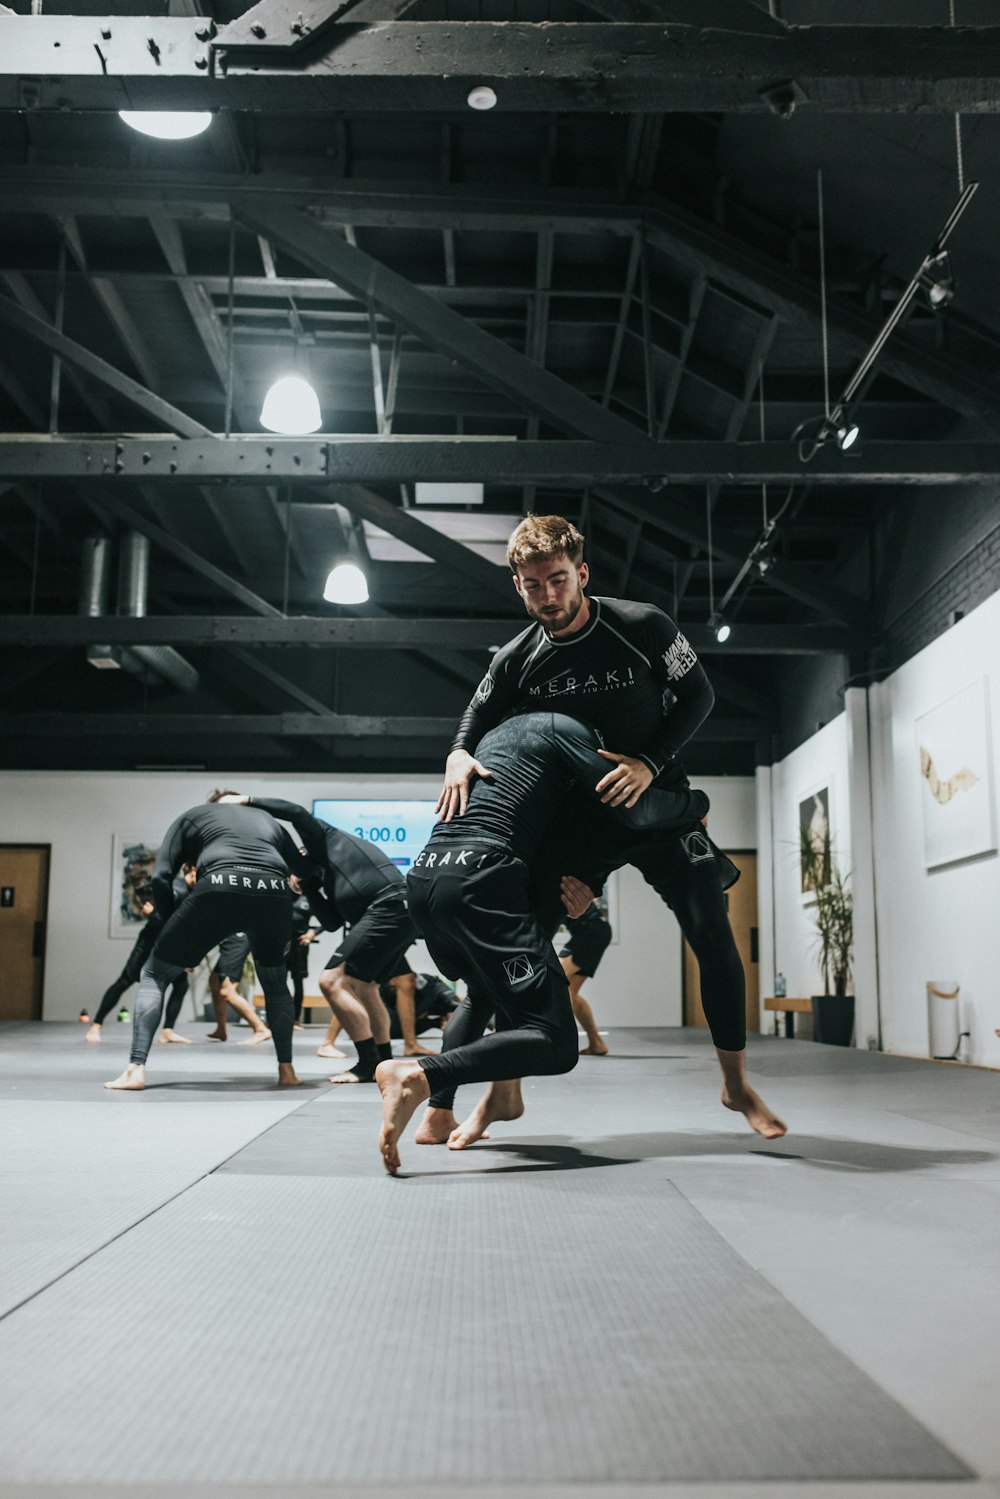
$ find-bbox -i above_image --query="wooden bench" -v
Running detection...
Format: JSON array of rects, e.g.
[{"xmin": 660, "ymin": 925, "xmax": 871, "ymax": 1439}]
[
  {"xmin": 253, "ymin": 993, "xmax": 330, "ymax": 1023},
  {"xmin": 763, "ymin": 996, "xmax": 812, "ymax": 1039}
]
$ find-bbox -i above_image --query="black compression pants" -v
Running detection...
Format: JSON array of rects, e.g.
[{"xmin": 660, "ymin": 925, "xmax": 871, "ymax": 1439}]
[
  {"xmin": 131, "ymin": 875, "xmax": 293, "ymax": 1064},
  {"xmin": 93, "ymin": 925, "xmax": 187, "ymax": 1028},
  {"xmin": 407, "ymin": 844, "xmax": 578, "ymax": 1098}
]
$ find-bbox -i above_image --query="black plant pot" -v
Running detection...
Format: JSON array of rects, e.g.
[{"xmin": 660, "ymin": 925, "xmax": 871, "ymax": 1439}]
[{"xmin": 811, "ymin": 994, "xmax": 855, "ymax": 1047}]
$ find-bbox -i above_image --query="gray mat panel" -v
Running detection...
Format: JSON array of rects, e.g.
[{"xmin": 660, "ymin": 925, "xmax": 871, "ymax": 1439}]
[{"xmin": 0, "ymin": 1154, "xmax": 968, "ymax": 1484}]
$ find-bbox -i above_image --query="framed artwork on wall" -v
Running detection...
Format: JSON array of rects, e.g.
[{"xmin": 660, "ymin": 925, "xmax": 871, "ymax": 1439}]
[
  {"xmin": 916, "ymin": 678, "xmax": 996, "ymax": 870},
  {"xmin": 798, "ymin": 781, "xmax": 832, "ymax": 901},
  {"xmin": 109, "ymin": 835, "xmax": 159, "ymax": 939}
]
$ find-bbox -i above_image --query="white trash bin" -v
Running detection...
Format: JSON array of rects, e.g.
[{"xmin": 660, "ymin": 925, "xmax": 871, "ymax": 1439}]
[{"xmin": 927, "ymin": 981, "xmax": 960, "ymax": 1059}]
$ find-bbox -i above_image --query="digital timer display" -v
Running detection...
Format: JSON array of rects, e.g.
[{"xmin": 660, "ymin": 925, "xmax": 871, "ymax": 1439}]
[{"xmin": 311, "ymin": 799, "xmax": 440, "ymax": 869}]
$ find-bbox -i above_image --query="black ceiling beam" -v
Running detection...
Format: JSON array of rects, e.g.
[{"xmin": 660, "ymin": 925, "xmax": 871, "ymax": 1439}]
[
  {"xmin": 0, "ymin": 295, "xmax": 212, "ymax": 439},
  {"xmin": 5, "ymin": 20, "xmax": 1000, "ymax": 113},
  {"xmin": 1, "ymin": 169, "xmax": 989, "ymax": 432},
  {"xmin": 0, "ymin": 615, "xmax": 849, "ymax": 655},
  {"xmin": 236, "ymin": 199, "xmax": 650, "ymax": 448},
  {"xmin": 0, "ymin": 710, "xmax": 768, "ymax": 739},
  {"xmin": 3, "ymin": 436, "xmax": 999, "ymax": 485}
]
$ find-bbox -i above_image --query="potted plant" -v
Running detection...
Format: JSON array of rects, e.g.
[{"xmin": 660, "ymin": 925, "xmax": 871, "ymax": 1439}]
[{"xmin": 800, "ymin": 829, "xmax": 855, "ymax": 1046}]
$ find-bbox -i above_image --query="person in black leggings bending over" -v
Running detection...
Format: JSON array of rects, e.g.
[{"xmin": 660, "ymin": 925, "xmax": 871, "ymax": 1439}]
[
  {"xmin": 233, "ymin": 797, "xmax": 415, "ymax": 1085},
  {"xmin": 104, "ymin": 790, "xmax": 309, "ymax": 1092},
  {"xmin": 375, "ymin": 709, "xmax": 708, "ymax": 1174},
  {"xmin": 432, "ymin": 512, "xmax": 786, "ymax": 1146},
  {"xmin": 85, "ymin": 869, "xmax": 195, "ymax": 1045}
]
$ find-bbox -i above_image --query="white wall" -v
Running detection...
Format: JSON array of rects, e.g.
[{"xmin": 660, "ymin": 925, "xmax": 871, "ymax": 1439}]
[
  {"xmin": 870, "ymin": 595, "xmax": 1000, "ymax": 1066},
  {"xmin": 0, "ymin": 768, "xmax": 755, "ymax": 1030},
  {"xmin": 760, "ymin": 586, "xmax": 1000, "ymax": 1068}
]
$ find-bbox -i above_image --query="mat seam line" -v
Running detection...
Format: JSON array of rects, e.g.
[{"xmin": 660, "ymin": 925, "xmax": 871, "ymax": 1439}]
[{"xmin": 0, "ymin": 1087, "xmax": 321, "ymax": 1328}]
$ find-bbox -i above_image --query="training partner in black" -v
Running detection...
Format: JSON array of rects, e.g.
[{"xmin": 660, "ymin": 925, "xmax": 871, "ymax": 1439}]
[
  {"xmin": 559, "ymin": 902, "xmax": 613, "ymax": 1055},
  {"xmin": 374, "ymin": 709, "xmax": 708, "ymax": 1172},
  {"xmin": 85, "ymin": 872, "xmax": 193, "ymax": 1044},
  {"xmin": 435, "ymin": 516, "xmax": 787, "ymax": 1142},
  {"xmin": 380, "ymin": 960, "xmax": 458, "ymax": 1051},
  {"xmin": 204, "ymin": 930, "xmax": 274, "ymax": 1046},
  {"xmin": 241, "ymin": 797, "xmax": 416, "ymax": 1084},
  {"xmin": 104, "ymin": 801, "xmax": 308, "ymax": 1091}
]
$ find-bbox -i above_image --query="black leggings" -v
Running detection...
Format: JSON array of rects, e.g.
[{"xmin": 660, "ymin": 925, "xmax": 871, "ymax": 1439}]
[
  {"xmin": 408, "ymin": 846, "xmax": 578, "ymax": 1099},
  {"xmin": 93, "ymin": 926, "xmax": 187, "ymax": 1028},
  {"xmin": 131, "ymin": 879, "xmax": 293, "ymax": 1065}
]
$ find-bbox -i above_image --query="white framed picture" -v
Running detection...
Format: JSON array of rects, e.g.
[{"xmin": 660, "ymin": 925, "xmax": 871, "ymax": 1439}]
[
  {"xmin": 797, "ymin": 778, "xmax": 833, "ymax": 904},
  {"xmin": 915, "ymin": 678, "xmax": 996, "ymax": 870},
  {"xmin": 109, "ymin": 835, "xmax": 159, "ymax": 939}
]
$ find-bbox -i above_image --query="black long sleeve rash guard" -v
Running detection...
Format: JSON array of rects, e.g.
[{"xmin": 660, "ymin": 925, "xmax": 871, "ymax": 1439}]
[
  {"xmin": 451, "ymin": 596, "xmax": 714, "ymax": 781},
  {"xmin": 150, "ymin": 803, "xmax": 308, "ymax": 920},
  {"xmin": 247, "ymin": 797, "xmax": 405, "ymax": 932}
]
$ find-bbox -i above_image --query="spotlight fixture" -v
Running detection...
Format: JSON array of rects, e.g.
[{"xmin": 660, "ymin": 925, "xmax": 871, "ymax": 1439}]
[
  {"xmin": 920, "ymin": 250, "xmax": 955, "ymax": 309},
  {"xmin": 323, "ymin": 562, "xmax": 369, "ymax": 606},
  {"xmin": 260, "ymin": 375, "xmax": 322, "ymax": 435},
  {"xmin": 118, "ymin": 111, "xmax": 213, "ymax": 140},
  {"xmin": 467, "ymin": 85, "xmax": 498, "ymax": 110},
  {"xmin": 794, "ymin": 408, "xmax": 860, "ymax": 462},
  {"xmin": 708, "ymin": 613, "xmax": 731, "ymax": 644}
]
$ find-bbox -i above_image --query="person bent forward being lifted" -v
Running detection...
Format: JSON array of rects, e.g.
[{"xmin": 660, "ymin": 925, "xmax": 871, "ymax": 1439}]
[{"xmin": 375, "ymin": 709, "xmax": 709, "ymax": 1174}]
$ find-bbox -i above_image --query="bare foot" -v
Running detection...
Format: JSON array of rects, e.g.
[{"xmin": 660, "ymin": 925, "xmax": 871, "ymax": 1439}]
[
  {"xmin": 158, "ymin": 1029, "xmax": 192, "ymax": 1045},
  {"xmin": 449, "ymin": 1080, "xmax": 524, "ymax": 1150},
  {"xmin": 104, "ymin": 1064, "xmax": 145, "ymax": 1091},
  {"xmin": 240, "ymin": 1028, "xmax": 272, "ymax": 1047},
  {"xmin": 376, "ymin": 1060, "xmax": 431, "ymax": 1175},
  {"xmin": 404, "ymin": 1041, "xmax": 436, "ymax": 1057},
  {"xmin": 328, "ymin": 1068, "xmax": 371, "ymax": 1084},
  {"xmin": 84, "ymin": 1024, "xmax": 102, "ymax": 1044},
  {"xmin": 722, "ymin": 1085, "xmax": 787, "ymax": 1139},
  {"xmin": 293, "ymin": 1022, "xmax": 305, "ymax": 1032},
  {"xmin": 316, "ymin": 1043, "xmax": 347, "ymax": 1060},
  {"xmin": 414, "ymin": 1105, "xmax": 473, "ymax": 1145},
  {"xmin": 206, "ymin": 1027, "xmax": 227, "ymax": 1042},
  {"xmin": 278, "ymin": 1063, "xmax": 302, "ymax": 1087},
  {"xmin": 580, "ymin": 1038, "xmax": 609, "ymax": 1056}
]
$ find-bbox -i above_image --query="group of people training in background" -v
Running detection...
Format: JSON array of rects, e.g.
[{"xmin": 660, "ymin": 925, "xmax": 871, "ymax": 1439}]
[{"xmin": 96, "ymin": 513, "xmax": 787, "ymax": 1174}]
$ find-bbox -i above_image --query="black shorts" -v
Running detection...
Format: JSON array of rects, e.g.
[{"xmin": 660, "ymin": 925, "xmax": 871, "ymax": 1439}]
[
  {"xmin": 406, "ymin": 841, "xmax": 570, "ymax": 1028},
  {"xmin": 214, "ymin": 931, "xmax": 252, "ymax": 983},
  {"xmin": 324, "ymin": 886, "xmax": 415, "ymax": 985},
  {"xmin": 154, "ymin": 869, "xmax": 292, "ymax": 970},
  {"xmin": 559, "ymin": 913, "xmax": 612, "ymax": 978}
]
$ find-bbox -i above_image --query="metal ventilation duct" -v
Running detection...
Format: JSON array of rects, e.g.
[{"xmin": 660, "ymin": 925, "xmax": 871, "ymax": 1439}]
[
  {"xmin": 80, "ymin": 535, "xmax": 122, "ymax": 670},
  {"xmin": 116, "ymin": 530, "xmax": 200, "ymax": 693},
  {"xmin": 79, "ymin": 532, "xmax": 200, "ymax": 691}
]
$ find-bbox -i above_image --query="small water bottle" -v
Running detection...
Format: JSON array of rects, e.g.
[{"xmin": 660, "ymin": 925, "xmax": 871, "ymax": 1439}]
[
  {"xmin": 117, "ymin": 1007, "xmax": 130, "ymax": 1023},
  {"xmin": 774, "ymin": 972, "xmax": 787, "ymax": 998}
]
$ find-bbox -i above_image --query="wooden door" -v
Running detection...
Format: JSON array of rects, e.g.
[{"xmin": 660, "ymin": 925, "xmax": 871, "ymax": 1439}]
[
  {"xmin": 683, "ymin": 852, "xmax": 759, "ymax": 1035},
  {"xmin": 0, "ymin": 845, "xmax": 50, "ymax": 1021}
]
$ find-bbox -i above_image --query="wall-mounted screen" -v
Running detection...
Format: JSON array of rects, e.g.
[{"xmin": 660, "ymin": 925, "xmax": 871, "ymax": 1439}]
[{"xmin": 311, "ymin": 799, "xmax": 439, "ymax": 870}]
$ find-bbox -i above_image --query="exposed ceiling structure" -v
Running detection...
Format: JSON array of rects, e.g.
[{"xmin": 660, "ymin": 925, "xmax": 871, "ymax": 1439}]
[{"xmin": 2, "ymin": 0, "xmax": 1000, "ymax": 774}]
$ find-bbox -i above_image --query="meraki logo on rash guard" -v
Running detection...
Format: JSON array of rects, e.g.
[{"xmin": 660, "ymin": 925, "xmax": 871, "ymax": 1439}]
[{"xmin": 527, "ymin": 665, "xmax": 636, "ymax": 699}]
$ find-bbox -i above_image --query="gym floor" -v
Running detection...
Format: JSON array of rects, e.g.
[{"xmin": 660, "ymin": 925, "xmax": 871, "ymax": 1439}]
[{"xmin": 0, "ymin": 1022, "xmax": 997, "ymax": 1499}]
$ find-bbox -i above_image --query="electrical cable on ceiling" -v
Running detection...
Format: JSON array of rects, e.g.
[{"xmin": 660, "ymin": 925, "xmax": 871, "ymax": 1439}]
[
  {"xmin": 758, "ymin": 360, "xmax": 768, "ymax": 528},
  {"xmin": 950, "ymin": 0, "xmax": 966, "ymax": 193},
  {"xmin": 817, "ymin": 167, "xmax": 830, "ymax": 421},
  {"xmin": 224, "ymin": 215, "xmax": 236, "ymax": 439},
  {"xmin": 706, "ymin": 485, "xmax": 715, "ymax": 624}
]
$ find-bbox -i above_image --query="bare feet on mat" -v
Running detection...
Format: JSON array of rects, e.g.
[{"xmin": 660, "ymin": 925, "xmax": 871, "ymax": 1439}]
[
  {"xmin": 240, "ymin": 1027, "xmax": 272, "ymax": 1047},
  {"xmin": 316, "ymin": 1043, "xmax": 346, "ymax": 1060},
  {"xmin": 328, "ymin": 1068, "xmax": 367, "ymax": 1084},
  {"xmin": 376, "ymin": 1060, "xmax": 431, "ymax": 1175},
  {"xmin": 404, "ymin": 1040, "xmax": 436, "ymax": 1057},
  {"xmin": 580, "ymin": 1038, "xmax": 609, "ymax": 1056},
  {"xmin": 104, "ymin": 1064, "xmax": 145, "ymax": 1091},
  {"xmin": 206, "ymin": 1027, "xmax": 227, "ymax": 1042},
  {"xmin": 158, "ymin": 1029, "xmax": 192, "ymax": 1045},
  {"xmin": 449, "ymin": 1079, "xmax": 523, "ymax": 1150},
  {"xmin": 84, "ymin": 1024, "xmax": 102, "ymax": 1043},
  {"xmin": 414, "ymin": 1105, "xmax": 469, "ymax": 1145},
  {"xmin": 277, "ymin": 1063, "xmax": 302, "ymax": 1087},
  {"xmin": 722, "ymin": 1084, "xmax": 787, "ymax": 1139}
]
